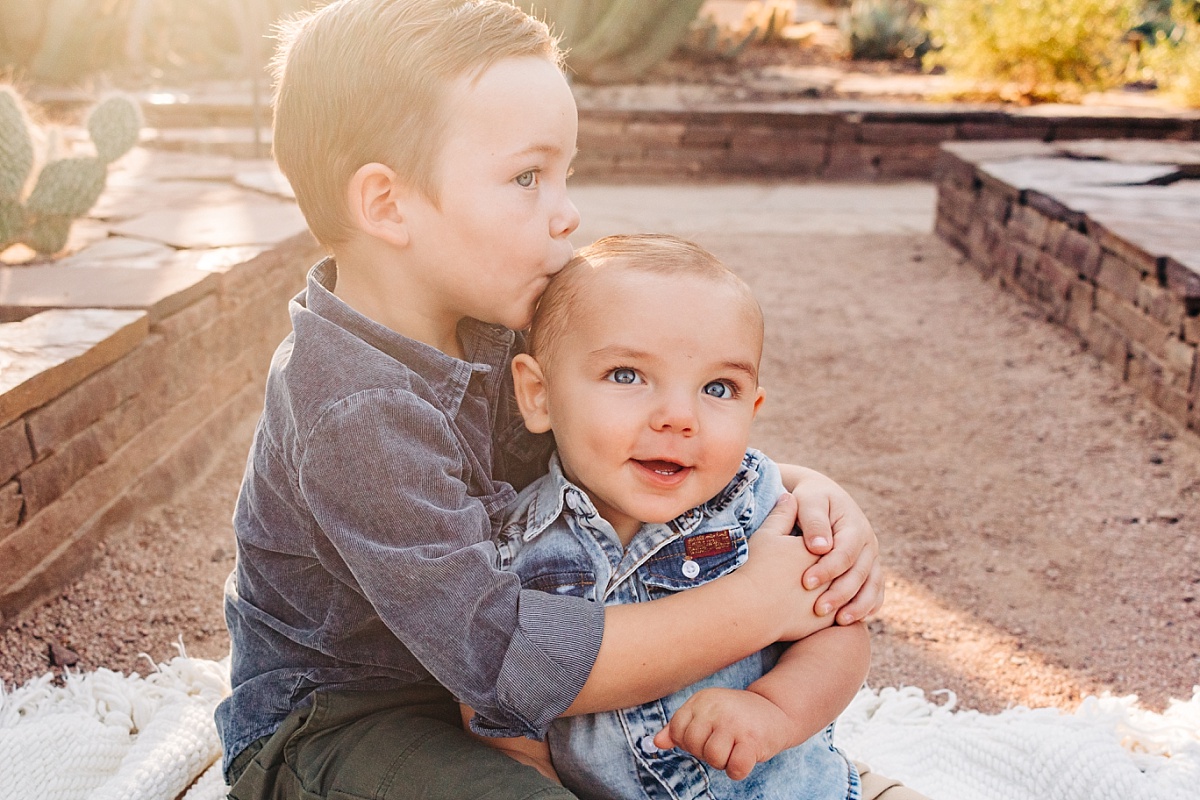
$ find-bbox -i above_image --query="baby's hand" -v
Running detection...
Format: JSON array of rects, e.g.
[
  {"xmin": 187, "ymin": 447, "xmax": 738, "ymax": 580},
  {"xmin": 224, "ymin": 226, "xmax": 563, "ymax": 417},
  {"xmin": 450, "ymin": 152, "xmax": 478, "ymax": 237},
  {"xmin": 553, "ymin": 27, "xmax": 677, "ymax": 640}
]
[{"xmin": 652, "ymin": 688, "xmax": 793, "ymax": 781}]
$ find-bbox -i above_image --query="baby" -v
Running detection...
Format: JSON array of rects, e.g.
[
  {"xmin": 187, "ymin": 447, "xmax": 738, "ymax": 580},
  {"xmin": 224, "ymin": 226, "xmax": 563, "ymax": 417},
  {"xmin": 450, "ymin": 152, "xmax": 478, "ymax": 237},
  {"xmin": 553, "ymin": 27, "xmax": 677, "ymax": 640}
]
[{"xmin": 476, "ymin": 234, "xmax": 872, "ymax": 799}]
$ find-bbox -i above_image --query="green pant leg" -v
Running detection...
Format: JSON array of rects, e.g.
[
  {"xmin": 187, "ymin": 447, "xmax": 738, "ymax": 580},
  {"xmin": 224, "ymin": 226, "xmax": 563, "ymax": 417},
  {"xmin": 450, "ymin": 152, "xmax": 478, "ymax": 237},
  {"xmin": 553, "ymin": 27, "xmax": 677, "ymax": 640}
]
[{"xmin": 229, "ymin": 686, "xmax": 578, "ymax": 800}]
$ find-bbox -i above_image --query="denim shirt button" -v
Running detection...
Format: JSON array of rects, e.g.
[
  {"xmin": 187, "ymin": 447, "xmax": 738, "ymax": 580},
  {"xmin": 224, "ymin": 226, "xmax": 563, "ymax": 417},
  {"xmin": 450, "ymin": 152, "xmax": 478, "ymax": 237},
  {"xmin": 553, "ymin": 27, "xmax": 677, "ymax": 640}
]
[
  {"xmin": 639, "ymin": 735, "xmax": 659, "ymax": 755},
  {"xmin": 681, "ymin": 559, "xmax": 700, "ymax": 579}
]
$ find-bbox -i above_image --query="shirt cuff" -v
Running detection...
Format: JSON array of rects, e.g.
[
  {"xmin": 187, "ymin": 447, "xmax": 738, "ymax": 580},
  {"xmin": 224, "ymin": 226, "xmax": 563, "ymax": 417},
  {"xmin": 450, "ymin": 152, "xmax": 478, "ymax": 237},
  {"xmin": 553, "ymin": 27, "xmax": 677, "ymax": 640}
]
[{"xmin": 470, "ymin": 589, "xmax": 605, "ymax": 739}]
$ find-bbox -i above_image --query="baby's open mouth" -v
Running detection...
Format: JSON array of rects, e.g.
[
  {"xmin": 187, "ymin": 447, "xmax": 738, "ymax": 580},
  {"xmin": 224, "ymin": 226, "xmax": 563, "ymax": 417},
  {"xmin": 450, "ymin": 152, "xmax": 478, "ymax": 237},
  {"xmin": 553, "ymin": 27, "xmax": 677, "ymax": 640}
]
[{"xmin": 635, "ymin": 459, "xmax": 687, "ymax": 476}]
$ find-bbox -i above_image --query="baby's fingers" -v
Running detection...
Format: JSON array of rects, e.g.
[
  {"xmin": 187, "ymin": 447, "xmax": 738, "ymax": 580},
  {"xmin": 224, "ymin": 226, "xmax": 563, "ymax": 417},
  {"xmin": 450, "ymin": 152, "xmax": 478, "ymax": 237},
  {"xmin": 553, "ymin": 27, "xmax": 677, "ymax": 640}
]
[{"xmin": 724, "ymin": 740, "xmax": 758, "ymax": 781}]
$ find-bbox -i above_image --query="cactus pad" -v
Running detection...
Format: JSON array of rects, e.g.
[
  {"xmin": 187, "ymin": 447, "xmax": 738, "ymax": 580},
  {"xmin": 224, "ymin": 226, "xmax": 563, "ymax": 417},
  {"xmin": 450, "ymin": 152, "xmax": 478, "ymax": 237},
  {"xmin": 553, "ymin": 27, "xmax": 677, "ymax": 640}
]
[
  {"xmin": 87, "ymin": 94, "xmax": 142, "ymax": 164},
  {"xmin": 25, "ymin": 216, "xmax": 73, "ymax": 255},
  {"xmin": 0, "ymin": 87, "xmax": 34, "ymax": 202},
  {"xmin": 26, "ymin": 156, "xmax": 107, "ymax": 218},
  {"xmin": 0, "ymin": 199, "xmax": 25, "ymax": 249}
]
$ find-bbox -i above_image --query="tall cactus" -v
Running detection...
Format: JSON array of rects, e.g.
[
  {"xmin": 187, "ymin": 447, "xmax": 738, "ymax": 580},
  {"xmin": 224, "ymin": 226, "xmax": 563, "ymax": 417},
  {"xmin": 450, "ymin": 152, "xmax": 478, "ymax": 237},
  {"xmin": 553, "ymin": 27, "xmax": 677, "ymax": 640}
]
[
  {"xmin": 0, "ymin": 87, "xmax": 142, "ymax": 256},
  {"xmin": 523, "ymin": 0, "xmax": 709, "ymax": 83}
]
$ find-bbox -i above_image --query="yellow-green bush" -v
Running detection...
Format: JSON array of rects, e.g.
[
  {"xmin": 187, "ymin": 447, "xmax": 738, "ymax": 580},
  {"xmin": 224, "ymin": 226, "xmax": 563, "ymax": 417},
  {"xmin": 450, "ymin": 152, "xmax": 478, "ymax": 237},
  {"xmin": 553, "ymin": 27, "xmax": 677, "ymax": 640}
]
[
  {"xmin": 1139, "ymin": 1, "xmax": 1200, "ymax": 105},
  {"xmin": 924, "ymin": 0, "xmax": 1141, "ymax": 101}
]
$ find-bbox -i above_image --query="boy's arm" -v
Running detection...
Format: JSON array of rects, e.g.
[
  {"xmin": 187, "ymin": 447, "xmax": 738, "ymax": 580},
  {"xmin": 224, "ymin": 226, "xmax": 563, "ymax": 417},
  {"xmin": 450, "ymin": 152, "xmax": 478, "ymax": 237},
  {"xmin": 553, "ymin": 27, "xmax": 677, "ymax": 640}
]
[
  {"xmin": 653, "ymin": 623, "xmax": 871, "ymax": 780},
  {"xmin": 777, "ymin": 463, "xmax": 884, "ymax": 625},
  {"xmin": 303, "ymin": 397, "xmax": 826, "ymax": 736},
  {"xmin": 565, "ymin": 493, "xmax": 833, "ymax": 715},
  {"xmin": 459, "ymin": 704, "xmax": 560, "ymax": 784}
]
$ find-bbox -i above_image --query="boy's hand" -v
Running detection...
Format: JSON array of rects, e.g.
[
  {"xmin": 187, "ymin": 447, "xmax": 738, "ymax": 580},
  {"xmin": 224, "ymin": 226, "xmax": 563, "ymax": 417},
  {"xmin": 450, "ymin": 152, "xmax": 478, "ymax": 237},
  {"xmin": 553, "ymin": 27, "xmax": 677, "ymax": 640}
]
[
  {"xmin": 652, "ymin": 688, "xmax": 793, "ymax": 781},
  {"xmin": 735, "ymin": 494, "xmax": 832, "ymax": 642},
  {"xmin": 786, "ymin": 467, "xmax": 883, "ymax": 625}
]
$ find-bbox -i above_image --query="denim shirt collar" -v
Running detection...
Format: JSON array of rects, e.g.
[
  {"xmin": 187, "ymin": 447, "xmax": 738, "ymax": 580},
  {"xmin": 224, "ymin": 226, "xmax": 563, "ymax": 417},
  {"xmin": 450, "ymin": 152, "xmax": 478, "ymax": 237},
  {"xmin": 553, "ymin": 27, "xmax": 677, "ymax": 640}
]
[
  {"xmin": 306, "ymin": 258, "xmax": 513, "ymax": 415},
  {"xmin": 521, "ymin": 450, "xmax": 764, "ymax": 544}
]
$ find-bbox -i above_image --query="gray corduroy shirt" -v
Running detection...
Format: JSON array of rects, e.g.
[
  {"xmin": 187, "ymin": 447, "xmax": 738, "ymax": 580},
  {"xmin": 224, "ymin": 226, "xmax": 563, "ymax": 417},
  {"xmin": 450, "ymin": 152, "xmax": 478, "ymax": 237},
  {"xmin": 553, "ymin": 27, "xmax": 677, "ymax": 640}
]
[{"xmin": 216, "ymin": 259, "xmax": 605, "ymax": 776}]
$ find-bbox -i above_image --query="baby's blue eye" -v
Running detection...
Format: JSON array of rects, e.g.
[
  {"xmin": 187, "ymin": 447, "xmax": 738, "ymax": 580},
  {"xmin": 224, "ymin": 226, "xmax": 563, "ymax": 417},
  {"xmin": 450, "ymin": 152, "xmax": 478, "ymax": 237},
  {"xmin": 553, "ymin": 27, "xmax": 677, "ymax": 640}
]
[
  {"xmin": 609, "ymin": 368, "xmax": 639, "ymax": 384},
  {"xmin": 515, "ymin": 170, "xmax": 537, "ymax": 188},
  {"xmin": 703, "ymin": 381, "xmax": 734, "ymax": 399}
]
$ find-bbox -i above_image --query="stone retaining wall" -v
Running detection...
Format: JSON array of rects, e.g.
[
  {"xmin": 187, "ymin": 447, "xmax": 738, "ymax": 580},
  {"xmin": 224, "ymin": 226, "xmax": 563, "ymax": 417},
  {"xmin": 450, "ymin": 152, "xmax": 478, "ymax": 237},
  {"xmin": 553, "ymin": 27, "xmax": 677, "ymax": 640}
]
[
  {"xmin": 140, "ymin": 99, "xmax": 1200, "ymax": 179},
  {"xmin": 934, "ymin": 140, "xmax": 1200, "ymax": 433},
  {"xmin": 0, "ymin": 151, "xmax": 321, "ymax": 622}
]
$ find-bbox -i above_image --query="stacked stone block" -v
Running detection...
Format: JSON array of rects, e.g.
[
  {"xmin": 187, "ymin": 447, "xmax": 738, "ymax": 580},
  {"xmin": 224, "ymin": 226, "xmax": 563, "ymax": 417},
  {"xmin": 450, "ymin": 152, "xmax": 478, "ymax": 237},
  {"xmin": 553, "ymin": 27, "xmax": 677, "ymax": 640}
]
[{"xmin": 935, "ymin": 140, "xmax": 1200, "ymax": 433}]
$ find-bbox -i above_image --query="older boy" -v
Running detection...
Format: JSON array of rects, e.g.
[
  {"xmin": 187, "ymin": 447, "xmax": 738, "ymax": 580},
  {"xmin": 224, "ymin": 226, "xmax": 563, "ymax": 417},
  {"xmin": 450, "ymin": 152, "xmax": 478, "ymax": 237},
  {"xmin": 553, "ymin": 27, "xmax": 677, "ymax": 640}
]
[
  {"xmin": 218, "ymin": 2, "xmax": 884, "ymax": 799},
  {"xmin": 474, "ymin": 235, "xmax": 922, "ymax": 799}
]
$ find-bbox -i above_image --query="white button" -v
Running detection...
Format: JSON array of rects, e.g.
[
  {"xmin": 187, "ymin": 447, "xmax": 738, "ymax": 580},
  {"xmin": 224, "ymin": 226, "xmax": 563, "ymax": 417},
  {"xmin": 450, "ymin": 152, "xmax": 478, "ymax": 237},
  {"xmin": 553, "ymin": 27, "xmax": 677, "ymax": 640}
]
[
  {"xmin": 681, "ymin": 559, "xmax": 700, "ymax": 579},
  {"xmin": 640, "ymin": 735, "xmax": 658, "ymax": 755}
]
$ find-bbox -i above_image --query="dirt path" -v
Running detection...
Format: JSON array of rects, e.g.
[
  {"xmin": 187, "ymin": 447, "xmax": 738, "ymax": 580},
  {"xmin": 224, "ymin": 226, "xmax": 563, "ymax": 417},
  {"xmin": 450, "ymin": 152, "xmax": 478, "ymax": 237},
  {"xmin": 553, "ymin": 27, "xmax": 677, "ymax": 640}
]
[{"xmin": 3, "ymin": 182, "xmax": 1198, "ymax": 715}]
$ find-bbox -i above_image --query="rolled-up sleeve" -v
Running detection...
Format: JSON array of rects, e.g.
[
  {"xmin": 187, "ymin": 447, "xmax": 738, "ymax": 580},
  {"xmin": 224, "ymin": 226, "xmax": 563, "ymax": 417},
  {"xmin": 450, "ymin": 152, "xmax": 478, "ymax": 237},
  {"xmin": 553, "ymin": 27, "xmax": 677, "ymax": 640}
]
[{"xmin": 297, "ymin": 389, "xmax": 604, "ymax": 738}]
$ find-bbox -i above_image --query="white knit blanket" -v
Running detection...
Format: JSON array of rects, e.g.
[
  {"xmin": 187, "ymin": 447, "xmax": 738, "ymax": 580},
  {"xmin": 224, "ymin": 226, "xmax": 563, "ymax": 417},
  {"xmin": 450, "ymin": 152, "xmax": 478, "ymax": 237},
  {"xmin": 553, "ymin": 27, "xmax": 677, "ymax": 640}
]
[{"xmin": 1, "ymin": 657, "xmax": 1197, "ymax": 800}]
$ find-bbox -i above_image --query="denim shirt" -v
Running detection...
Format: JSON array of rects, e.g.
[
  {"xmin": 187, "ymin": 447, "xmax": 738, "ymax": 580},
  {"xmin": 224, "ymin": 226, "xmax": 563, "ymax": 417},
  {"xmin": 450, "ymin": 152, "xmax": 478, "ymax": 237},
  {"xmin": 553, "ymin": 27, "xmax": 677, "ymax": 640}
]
[
  {"xmin": 496, "ymin": 449, "xmax": 860, "ymax": 800},
  {"xmin": 216, "ymin": 259, "xmax": 606, "ymax": 777}
]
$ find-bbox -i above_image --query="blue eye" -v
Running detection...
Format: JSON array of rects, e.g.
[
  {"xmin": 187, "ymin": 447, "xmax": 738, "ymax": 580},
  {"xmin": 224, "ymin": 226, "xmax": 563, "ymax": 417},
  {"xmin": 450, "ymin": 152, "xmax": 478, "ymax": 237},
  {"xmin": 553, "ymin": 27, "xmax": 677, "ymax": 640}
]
[
  {"xmin": 608, "ymin": 368, "xmax": 640, "ymax": 385},
  {"xmin": 515, "ymin": 170, "xmax": 537, "ymax": 188},
  {"xmin": 703, "ymin": 381, "xmax": 734, "ymax": 399}
]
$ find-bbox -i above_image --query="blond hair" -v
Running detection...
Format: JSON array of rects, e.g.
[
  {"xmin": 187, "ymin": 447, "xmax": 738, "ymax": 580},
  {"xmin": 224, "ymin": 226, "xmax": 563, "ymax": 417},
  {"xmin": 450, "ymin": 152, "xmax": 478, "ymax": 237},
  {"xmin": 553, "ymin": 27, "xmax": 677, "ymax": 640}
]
[
  {"xmin": 528, "ymin": 233, "xmax": 764, "ymax": 364},
  {"xmin": 271, "ymin": 0, "xmax": 560, "ymax": 247}
]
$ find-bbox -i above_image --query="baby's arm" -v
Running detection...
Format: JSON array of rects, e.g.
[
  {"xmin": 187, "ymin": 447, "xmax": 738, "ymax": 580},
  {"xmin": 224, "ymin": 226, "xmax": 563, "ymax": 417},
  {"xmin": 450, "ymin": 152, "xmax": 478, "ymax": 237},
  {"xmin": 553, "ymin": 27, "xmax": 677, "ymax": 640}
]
[
  {"xmin": 653, "ymin": 622, "xmax": 871, "ymax": 781},
  {"xmin": 778, "ymin": 463, "xmax": 884, "ymax": 625},
  {"xmin": 459, "ymin": 704, "xmax": 560, "ymax": 783},
  {"xmin": 565, "ymin": 493, "xmax": 837, "ymax": 715}
]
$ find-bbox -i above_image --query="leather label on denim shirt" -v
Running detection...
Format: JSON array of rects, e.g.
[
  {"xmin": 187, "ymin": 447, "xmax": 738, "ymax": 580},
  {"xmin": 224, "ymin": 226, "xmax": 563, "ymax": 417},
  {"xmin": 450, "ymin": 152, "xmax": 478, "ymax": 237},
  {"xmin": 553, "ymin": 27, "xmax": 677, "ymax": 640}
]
[{"xmin": 684, "ymin": 530, "xmax": 734, "ymax": 559}]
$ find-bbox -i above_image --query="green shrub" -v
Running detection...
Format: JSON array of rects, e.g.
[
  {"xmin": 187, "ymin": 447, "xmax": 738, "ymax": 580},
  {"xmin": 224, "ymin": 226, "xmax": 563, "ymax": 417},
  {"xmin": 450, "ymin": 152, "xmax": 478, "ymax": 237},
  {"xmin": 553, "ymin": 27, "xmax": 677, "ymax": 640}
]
[
  {"xmin": 923, "ymin": 0, "xmax": 1142, "ymax": 101},
  {"xmin": 1139, "ymin": 0, "xmax": 1200, "ymax": 105},
  {"xmin": 840, "ymin": 0, "xmax": 928, "ymax": 60}
]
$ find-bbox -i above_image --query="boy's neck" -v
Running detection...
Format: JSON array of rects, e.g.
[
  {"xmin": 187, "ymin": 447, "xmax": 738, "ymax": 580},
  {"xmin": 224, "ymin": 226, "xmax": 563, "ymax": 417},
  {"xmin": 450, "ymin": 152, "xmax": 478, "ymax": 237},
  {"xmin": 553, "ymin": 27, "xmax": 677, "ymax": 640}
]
[{"xmin": 332, "ymin": 247, "xmax": 466, "ymax": 360}]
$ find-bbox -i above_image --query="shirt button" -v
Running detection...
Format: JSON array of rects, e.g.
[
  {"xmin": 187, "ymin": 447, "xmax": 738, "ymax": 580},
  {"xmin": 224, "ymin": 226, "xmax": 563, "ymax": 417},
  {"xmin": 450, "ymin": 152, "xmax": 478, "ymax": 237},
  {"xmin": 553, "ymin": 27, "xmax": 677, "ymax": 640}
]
[
  {"xmin": 681, "ymin": 559, "xmax": 700, "ymax": 579},
  {"xmin": 640, "ymin": 735, "xmax": 659, "ymax": 755}
]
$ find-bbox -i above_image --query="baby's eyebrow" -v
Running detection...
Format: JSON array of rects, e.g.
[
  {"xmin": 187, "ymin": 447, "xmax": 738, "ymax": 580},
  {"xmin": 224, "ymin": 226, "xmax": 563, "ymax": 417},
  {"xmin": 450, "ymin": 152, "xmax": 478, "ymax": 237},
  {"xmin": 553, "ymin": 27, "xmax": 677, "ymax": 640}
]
[
  {"xmin": 587, "ymin": 345, "xmax": 651, "ymax": 362},
  {"xmin": 720, "ymin": 360, "xmax": 759, "ymax": 381},
  {"xmin": 589, "ymin": 347, "xmax": 759, "ymax": 380}
]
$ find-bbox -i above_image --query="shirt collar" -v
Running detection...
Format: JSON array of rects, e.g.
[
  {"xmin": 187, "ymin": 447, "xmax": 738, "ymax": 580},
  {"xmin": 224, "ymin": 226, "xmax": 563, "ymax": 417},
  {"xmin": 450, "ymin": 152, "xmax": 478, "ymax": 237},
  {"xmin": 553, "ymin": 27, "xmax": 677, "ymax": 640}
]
[{"xmin": 305, "ymin": 258, "xmax": 514, "ymax": 413}]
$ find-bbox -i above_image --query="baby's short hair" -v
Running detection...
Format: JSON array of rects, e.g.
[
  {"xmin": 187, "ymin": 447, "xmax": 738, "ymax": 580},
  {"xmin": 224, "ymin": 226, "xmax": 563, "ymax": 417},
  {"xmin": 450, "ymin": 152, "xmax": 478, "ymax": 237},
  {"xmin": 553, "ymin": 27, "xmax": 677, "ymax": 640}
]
[
  {"xmin": 271, "ymin": 0, "xmax": 560, "ymax": 246},
  {"xmin": 528, "ymin": 233, "xmax": 764, "ymax": 364}
]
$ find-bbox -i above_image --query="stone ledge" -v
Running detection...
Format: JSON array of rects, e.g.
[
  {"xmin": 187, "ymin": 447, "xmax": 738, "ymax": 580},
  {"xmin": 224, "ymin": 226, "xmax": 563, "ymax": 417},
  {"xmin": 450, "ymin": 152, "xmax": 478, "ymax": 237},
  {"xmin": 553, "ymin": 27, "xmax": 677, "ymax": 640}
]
[
  {"xmin": 934, "ymin": 139, "xmax": 1200, "ymax": 432},
  {"xmin": 0, "ymin": 310, "xmax": 148, "ymax": 428}
]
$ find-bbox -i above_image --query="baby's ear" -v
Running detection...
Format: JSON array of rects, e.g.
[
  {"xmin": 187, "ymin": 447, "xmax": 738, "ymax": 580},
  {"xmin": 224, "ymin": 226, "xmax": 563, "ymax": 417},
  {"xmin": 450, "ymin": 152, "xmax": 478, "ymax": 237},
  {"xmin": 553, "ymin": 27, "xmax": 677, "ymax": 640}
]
[{"xmin": 511, "ymin": 354, "xmax": 552, "ymax": 434}]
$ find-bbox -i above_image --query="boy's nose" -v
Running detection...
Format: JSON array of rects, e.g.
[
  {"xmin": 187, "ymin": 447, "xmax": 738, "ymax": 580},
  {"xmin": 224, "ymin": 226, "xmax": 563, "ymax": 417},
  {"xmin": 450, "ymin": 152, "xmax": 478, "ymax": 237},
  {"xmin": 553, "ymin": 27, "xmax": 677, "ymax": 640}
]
[{"xmin": 553, "ymin": 195, "xmax": 580, "ymax": 239}]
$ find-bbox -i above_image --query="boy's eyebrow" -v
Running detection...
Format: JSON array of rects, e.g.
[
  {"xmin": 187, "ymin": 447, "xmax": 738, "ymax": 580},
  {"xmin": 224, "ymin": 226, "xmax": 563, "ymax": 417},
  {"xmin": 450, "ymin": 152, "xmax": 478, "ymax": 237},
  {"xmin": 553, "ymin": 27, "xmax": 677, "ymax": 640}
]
[{"xmin": 510, "ymin": 143, "xmax": 578, "ymax": 160}]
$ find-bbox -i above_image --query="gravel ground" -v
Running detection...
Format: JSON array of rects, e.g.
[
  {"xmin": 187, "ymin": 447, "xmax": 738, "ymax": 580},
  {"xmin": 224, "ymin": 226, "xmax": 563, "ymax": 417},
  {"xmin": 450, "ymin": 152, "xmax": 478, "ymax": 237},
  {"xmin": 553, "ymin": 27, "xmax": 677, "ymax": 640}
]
[{"xmin": 2, "ymin": 182, "xmax": 1198, "ymax": 716}]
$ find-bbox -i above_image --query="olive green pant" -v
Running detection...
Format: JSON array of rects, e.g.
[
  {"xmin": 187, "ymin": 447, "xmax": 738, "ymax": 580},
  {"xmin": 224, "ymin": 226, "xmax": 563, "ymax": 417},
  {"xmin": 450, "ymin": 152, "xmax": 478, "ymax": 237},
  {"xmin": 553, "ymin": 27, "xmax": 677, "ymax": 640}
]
[{"xmin": 226, "ymin": 685, "xmax": 576, "ymax": 800}]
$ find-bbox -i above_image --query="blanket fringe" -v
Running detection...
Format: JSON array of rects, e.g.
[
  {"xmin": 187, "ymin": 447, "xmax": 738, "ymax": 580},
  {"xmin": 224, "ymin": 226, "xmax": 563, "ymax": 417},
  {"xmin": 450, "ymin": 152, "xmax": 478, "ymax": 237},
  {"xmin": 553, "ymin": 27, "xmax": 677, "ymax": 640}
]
[{"xmin": 3, "ymin": 659, "xmax": 1198, "ymax": 800}]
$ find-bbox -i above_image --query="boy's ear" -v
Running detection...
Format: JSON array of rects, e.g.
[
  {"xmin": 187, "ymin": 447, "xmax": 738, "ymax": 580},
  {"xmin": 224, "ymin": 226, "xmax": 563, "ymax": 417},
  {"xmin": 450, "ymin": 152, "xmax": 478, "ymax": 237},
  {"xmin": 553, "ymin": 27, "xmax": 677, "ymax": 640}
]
[
  {"xmin": 511, "ymin": 353, "xmax": 552, "ymax": 434},
  {"xmin": 346, "ymin": 162, "xmax": 410, "ymax": 247}
]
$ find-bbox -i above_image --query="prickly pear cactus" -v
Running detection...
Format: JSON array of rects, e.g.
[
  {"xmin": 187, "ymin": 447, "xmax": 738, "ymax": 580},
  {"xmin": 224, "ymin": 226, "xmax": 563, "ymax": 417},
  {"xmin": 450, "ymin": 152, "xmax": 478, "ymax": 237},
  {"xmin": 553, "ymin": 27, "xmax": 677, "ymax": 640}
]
[
  {"xmin": 0, "ymin": 86, "xmax": 142, "ymax": 256},
  {"xmin": 523, "ymin": 0, "xmax": 708, "ymax": 83}
]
